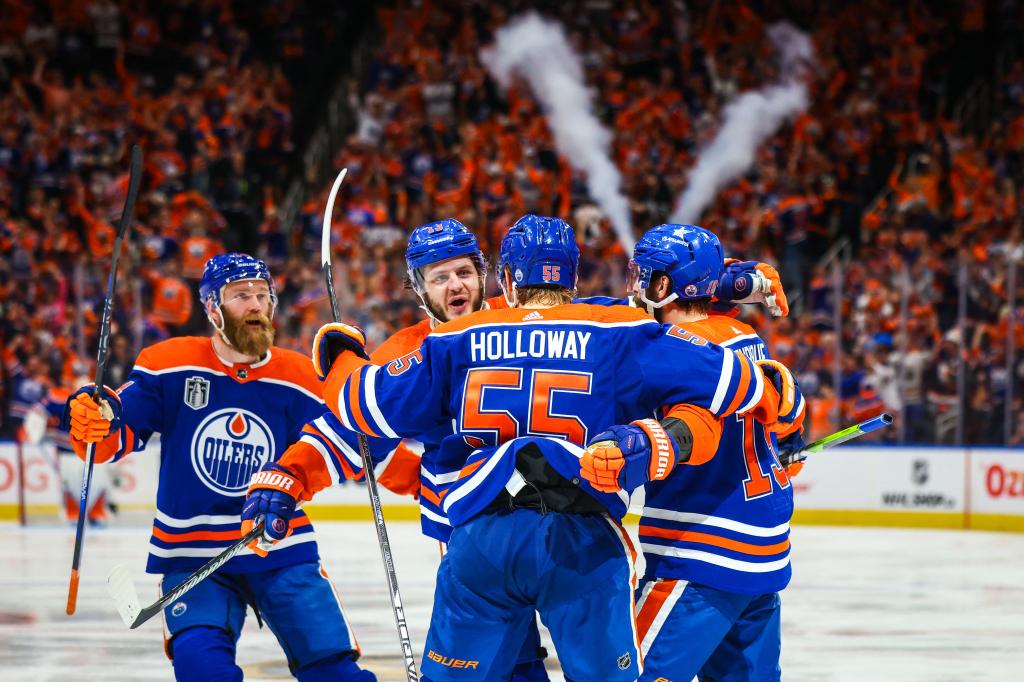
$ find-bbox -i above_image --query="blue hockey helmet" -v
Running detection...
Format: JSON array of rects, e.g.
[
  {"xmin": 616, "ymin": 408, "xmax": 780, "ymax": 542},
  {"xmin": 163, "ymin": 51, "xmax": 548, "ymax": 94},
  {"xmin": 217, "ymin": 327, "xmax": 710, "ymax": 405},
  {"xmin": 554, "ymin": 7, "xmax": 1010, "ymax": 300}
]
[
  {"xmin": 628, "ymin": 224, "xmax": 723, "ymax": 313},
  {"xmin": 405, "ymin": 219, "xmax": 486, "ymax": 296},
  {"xmin": 199, "ymin": 253, "xmax": 277, "ymax": 312},
  {"xmin": 497, "ymin": 215, "xmax": 579, "ymax": 299}
]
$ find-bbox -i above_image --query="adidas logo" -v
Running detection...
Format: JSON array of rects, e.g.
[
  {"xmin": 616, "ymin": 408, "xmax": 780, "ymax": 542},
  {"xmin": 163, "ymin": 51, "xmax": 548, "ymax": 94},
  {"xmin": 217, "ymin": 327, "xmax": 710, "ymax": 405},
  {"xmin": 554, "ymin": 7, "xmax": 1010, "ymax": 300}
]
[{"xmin": 523, "ymin": 311, "xmax": 543, "ymax": 321}]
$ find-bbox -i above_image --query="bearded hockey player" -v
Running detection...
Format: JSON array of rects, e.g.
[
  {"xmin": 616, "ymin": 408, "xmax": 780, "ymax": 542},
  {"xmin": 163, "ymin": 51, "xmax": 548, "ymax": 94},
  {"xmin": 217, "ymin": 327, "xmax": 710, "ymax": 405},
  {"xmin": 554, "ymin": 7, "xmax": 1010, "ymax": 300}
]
[
  {"xmin": 65, "ymin": 253, "xmax": 378, "ymax": 682},
  {"xmin": 580, "ymin": 224, "xmax": 806, "ymax": 681}
]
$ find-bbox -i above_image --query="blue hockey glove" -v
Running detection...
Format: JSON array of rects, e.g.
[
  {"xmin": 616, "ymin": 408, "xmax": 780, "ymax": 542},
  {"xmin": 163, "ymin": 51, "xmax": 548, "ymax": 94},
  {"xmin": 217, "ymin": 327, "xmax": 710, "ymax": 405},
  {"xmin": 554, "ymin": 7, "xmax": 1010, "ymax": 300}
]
[
  {"xmin": 242, "ymin": 463, "xmax": 304, "ymax": 557},
  {"xmin": 580, "ymin": 419, "xmax": 679, "ymax": 493},
  {"xmin": 777, "ymin": 428, "xmax": 808, "ymax": 477},
  {"xmin": 312, "ymin": 322, "xmax": 368, "ymax": 380},
  {"xmin": 716, "ymin": 260, "xmax": 789, "ymax": 317}
]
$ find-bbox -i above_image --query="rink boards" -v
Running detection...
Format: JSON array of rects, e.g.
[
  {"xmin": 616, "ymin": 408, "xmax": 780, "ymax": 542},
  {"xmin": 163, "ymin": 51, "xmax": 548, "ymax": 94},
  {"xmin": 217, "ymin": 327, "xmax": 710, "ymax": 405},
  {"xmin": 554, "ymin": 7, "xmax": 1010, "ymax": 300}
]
[{"xmin": 1, "ymin": 440, "xmax": 1023, "ymax": 531}]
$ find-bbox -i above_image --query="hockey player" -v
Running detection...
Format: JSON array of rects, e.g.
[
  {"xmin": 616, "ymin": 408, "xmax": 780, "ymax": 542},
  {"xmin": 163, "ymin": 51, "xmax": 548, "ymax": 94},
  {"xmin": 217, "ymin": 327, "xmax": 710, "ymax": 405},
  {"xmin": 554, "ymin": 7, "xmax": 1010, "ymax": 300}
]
[
  {"xmin": 247, "ymin": 215, "xmax": 792, "ymax": 680},
  {"xmin": 580, "ymin": 223, "xmax": 806, "ymax": 681},
  {"xmin": 64, "ymin": 253, "xmax": 378, "ymax": 682},
  {"xmin": 247, "ymin": 218, "xmax": 552, "ymax": 680}
]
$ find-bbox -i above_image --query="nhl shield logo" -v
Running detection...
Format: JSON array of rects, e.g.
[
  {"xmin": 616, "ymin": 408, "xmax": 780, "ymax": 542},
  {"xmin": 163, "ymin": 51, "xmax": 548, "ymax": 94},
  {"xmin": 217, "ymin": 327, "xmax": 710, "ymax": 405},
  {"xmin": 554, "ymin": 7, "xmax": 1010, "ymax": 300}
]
[
  {"xmin": 184, "ymin": 377, "xmax": 210, "ymax": 410},
  {"xmin": 912, "ymin": 459, "xmax": 929, "ymax": 486},
  {"xmin": 617, "ymin": 652, "xmax": 631, "ymax": 670}
]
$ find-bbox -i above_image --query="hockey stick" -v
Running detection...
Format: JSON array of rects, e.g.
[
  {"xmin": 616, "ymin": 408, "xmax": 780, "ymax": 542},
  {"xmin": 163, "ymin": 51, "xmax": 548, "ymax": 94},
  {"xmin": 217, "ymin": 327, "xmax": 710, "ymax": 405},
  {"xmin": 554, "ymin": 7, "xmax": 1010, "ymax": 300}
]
[
  {"xmin": 106, "ymin": 522, "xmax": 265, "ymax": 629},
  {"xmin": 322, "ymin": 167, "xmax": 419, "ymax": 681},
  {"xmin": 67, "ymin": 144, "xmax": 143, "ymax": 615},
  {"xmin": 793, "ymin": 412, "xmax": 894, "ymax": 461}
]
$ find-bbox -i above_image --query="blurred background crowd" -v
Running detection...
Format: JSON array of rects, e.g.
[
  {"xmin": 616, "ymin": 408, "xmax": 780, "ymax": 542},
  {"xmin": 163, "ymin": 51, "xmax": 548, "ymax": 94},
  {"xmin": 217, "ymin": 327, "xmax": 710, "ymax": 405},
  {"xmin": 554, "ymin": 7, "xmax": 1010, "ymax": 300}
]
[{"xmin": 2, "ymin": 0, "xmax": 1024, "ymax": 446}]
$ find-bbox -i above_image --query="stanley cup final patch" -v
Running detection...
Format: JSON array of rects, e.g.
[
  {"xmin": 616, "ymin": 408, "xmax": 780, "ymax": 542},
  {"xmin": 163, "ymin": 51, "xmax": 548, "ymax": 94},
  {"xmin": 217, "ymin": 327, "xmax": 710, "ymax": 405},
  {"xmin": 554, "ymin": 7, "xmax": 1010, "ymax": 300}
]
[{"xmin": 184, "ymin": 376, "xmax": 211, "ymax": 410}]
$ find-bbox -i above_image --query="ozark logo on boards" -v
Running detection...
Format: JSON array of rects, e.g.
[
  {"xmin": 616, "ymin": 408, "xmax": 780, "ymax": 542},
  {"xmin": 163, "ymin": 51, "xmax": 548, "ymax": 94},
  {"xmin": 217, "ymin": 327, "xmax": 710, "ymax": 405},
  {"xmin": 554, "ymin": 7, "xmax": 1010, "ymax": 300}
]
[{"xmin": 189, "ymin": 408, "xmax": 274, "ymax": 496}]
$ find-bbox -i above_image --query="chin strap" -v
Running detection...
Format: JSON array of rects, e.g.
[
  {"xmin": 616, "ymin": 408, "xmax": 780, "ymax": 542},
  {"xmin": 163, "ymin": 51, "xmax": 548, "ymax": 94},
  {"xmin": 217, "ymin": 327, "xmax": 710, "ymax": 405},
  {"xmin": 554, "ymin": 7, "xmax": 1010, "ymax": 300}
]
[
  {"xmin": 634, "ymin": 290, "xmax": 678, "ymax": 316},
  {"xmin": 207, "ymin": 303, "xmax": 234, "ymax": 348}
]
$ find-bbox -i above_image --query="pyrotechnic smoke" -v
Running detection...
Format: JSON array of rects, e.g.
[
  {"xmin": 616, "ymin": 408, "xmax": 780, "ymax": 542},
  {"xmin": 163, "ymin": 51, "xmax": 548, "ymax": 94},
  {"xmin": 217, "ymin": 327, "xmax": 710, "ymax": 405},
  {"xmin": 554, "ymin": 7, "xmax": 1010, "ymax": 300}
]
[
  {"xmin": 670, "ymin": 22, "xmax": 814, "ymax": 224},
  {"xmin": 482, "ymin": 13, "xmax": 634, "ymax": 250}
]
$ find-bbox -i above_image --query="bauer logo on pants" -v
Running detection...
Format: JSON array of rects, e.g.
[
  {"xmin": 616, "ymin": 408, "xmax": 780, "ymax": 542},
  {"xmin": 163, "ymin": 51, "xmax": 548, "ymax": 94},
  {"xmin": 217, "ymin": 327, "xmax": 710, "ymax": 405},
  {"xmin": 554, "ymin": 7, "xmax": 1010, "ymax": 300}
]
[
  {"xmin": 183, "ymin": 376, "xmax": 210, "ymax": 410},
  {"xmin": 189, "ymin": 409, "xmax": 275, "ymax": 496}
]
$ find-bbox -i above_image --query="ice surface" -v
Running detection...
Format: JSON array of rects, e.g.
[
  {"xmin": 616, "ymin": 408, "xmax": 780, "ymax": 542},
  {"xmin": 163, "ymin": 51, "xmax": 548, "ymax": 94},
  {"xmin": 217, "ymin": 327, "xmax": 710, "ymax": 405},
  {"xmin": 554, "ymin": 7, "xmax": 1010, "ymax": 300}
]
[{"xmin": 1, "ymin": 522, "xmax": 1022, "ymax": 681}]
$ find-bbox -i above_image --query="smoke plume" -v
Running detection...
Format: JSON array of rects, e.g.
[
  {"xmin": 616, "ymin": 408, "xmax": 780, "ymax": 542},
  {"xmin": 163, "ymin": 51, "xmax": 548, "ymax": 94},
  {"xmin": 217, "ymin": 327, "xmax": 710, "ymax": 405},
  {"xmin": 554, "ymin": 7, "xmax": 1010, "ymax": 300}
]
[
  {"xmin": 482, "ymin": 13, "xmax": 634, "ymax": 249},
  {"xmin": 670, "ymin": 22, "xmax": 814, "ymax": 224}
]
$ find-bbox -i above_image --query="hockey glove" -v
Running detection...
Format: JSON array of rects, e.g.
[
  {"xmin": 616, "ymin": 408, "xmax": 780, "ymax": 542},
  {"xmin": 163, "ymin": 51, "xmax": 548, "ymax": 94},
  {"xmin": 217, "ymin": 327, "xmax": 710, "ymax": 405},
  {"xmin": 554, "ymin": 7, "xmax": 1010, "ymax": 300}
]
[
  {"xmin": 755, "ymin": 359, "xmax": 804, "ymax": 428},
  {"xmin": 777, "ymin": 428, "xmax": 808, "ymax": 478},
  {"xmin": 242, "ymin": 463, "xmax": 304, "ymax": 557},
  {"xmin": 580, "ymin": 419, "xmax": 679, "ymax": 493},
  {"xmin": 63, "ymin": 385, "xmax": 125, "ymax": 463},
  {"xmin": 312, "ymin": 322, "xmax": 369, "ymax": 381},
  {"xmin": 717, "ymin": 260, "xmax": 789, "ymax": 317}
]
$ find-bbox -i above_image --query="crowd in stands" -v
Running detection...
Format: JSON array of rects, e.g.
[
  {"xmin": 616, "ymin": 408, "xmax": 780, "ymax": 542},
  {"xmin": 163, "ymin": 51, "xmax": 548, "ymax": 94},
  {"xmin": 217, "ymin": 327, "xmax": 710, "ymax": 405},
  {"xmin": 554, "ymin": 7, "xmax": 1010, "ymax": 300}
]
[{"xmin": 3, "ymin": 0, "xmax": 1024, "ymax": 446}]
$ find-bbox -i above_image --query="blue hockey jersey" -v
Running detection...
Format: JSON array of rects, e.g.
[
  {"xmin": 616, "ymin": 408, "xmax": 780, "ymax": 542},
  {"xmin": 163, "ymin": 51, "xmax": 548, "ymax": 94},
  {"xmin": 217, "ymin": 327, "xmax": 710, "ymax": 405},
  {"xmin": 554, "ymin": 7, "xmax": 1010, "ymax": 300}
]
[
  {"xmin": 321, "ymin": 304, "xmax": 780, "ymax": 528},
  {"xmin": 639, "ymin": 316, "xmax": 803, "ymax": 594},
  {"xmin": 110, "ymin": 336, "xmax": 398, "ymax": 574}
]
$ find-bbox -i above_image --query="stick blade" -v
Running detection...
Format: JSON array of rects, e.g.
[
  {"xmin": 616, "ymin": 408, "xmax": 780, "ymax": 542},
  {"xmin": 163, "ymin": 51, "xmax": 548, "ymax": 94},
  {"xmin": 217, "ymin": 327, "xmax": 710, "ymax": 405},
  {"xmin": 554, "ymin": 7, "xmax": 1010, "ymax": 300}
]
[
  {"xmin": 107, "ymin": 564, "xmax": 142, "ymax": 628},
  {"xmin": 321, "ymin": 167, "xmax": 348, "ymax": 266}
]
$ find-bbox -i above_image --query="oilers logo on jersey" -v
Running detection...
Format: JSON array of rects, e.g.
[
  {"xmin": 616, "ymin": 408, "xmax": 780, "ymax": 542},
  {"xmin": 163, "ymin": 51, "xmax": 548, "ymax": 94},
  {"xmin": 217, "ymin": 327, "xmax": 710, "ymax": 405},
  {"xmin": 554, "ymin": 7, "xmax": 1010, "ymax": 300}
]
[{"xmin": 189, "ymin": 408, "xmax": 275, "ymax": 495}]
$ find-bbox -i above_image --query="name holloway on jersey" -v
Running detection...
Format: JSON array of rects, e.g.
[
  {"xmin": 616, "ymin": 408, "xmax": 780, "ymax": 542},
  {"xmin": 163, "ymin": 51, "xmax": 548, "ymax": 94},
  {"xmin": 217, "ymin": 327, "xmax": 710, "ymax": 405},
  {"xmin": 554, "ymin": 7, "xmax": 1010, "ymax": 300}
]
[{"xmin": 469, "ymin": 329, "xmax": 592, "ymax": 362}]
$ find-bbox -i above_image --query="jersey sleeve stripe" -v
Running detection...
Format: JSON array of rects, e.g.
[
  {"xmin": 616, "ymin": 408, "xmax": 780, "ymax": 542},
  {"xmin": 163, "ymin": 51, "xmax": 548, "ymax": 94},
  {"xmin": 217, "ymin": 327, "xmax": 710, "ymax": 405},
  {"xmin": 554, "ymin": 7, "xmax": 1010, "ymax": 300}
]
[
  {"xmin": 334, "ymin": 385, "xmax": 355, "ymax": 432},
  {"xmin": 708, "ymin": 350, "xmax": 734, "ymax": 415},
  {"xmin": 346, "ymin": 366, "xmax": 380, "ymax": 437},
  {"xmin": 299, "ymin": 432, "xmax": 345, "ymax": 484},
  {"xmin": 312, "ymin": 418, "xmax": 364, "ymax": 470},
  {"xmin": 722, "ymin": 353, "xmax": 752, "ymax": 416},
  {"xmin": 737, "ymin": 361, "xmax": 766, "ymax": 415},
  {"xmin": 363, "ymin": 365, "xmax": 400, "ymax": 438}
]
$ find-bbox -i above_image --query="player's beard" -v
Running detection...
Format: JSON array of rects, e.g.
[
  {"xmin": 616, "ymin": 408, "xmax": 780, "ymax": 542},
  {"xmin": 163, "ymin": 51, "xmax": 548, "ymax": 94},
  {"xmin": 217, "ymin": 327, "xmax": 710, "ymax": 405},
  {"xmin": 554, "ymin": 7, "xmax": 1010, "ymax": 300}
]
[
  {"xmin": 426, "ymin": 277, "xmax": 484, "ymax": 323},
  {"xmin": 222, "ymin": 309, "xmax": 275, "ymax": 358}
]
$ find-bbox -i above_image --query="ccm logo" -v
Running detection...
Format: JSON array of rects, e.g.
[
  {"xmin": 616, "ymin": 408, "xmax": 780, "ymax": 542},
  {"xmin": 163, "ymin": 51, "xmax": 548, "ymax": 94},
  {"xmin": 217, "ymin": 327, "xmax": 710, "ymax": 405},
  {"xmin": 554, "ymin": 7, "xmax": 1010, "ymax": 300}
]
[
  {"xmin": 250, "ymin": 472, "xmax": 294, "ymax": 491},
  {"xmin": 985, "ymin": 464, "xmax": 1024, "ymax": 498},
  {"xmin": 426, "ymin": 650, "xmax": 479, "ymax": 669}
]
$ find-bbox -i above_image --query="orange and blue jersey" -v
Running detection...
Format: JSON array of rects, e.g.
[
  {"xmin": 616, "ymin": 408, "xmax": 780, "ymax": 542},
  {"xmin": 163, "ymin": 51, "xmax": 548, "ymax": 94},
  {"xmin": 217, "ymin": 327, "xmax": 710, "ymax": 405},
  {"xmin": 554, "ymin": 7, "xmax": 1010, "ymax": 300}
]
[
  {"xmin": 639, "ymin": 315, "xmax": 805, "ymax": 595},
  {"xmin": 108, "ymin": 336, "xmax": 400, "ymax": 575},
  {"xmin": 322, "ymin": 303, "xmax": 779, "ymax": 527},
  {"xmin": 278, "ymin": 296, "xmax": 508, "ymax": 542}
]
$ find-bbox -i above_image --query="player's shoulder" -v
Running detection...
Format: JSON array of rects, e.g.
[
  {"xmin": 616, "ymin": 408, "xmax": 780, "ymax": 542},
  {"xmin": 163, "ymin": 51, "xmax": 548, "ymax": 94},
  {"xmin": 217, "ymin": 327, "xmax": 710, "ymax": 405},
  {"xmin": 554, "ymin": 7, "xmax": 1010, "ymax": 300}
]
[
  {"xmin": 371, "ymin": 320, "xmax": 431, "ymax": 363},
  {"xmin": 430, "ymin": 302, "xmax": 653, "ymax": 336},
  {"xmin": 484, "ymin": 294, "xmax": 508, "ymax": 310},
  {"xmin": 135, "ymin": 337, "xmax": 214, "ymax": 372},
  {"xmin": 685, "ymin": 315, "xmax": 761, "ymax": 347},
  {"xmin": 260, "ymin": 346, "xmax": 323, "ymax": 397}
]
